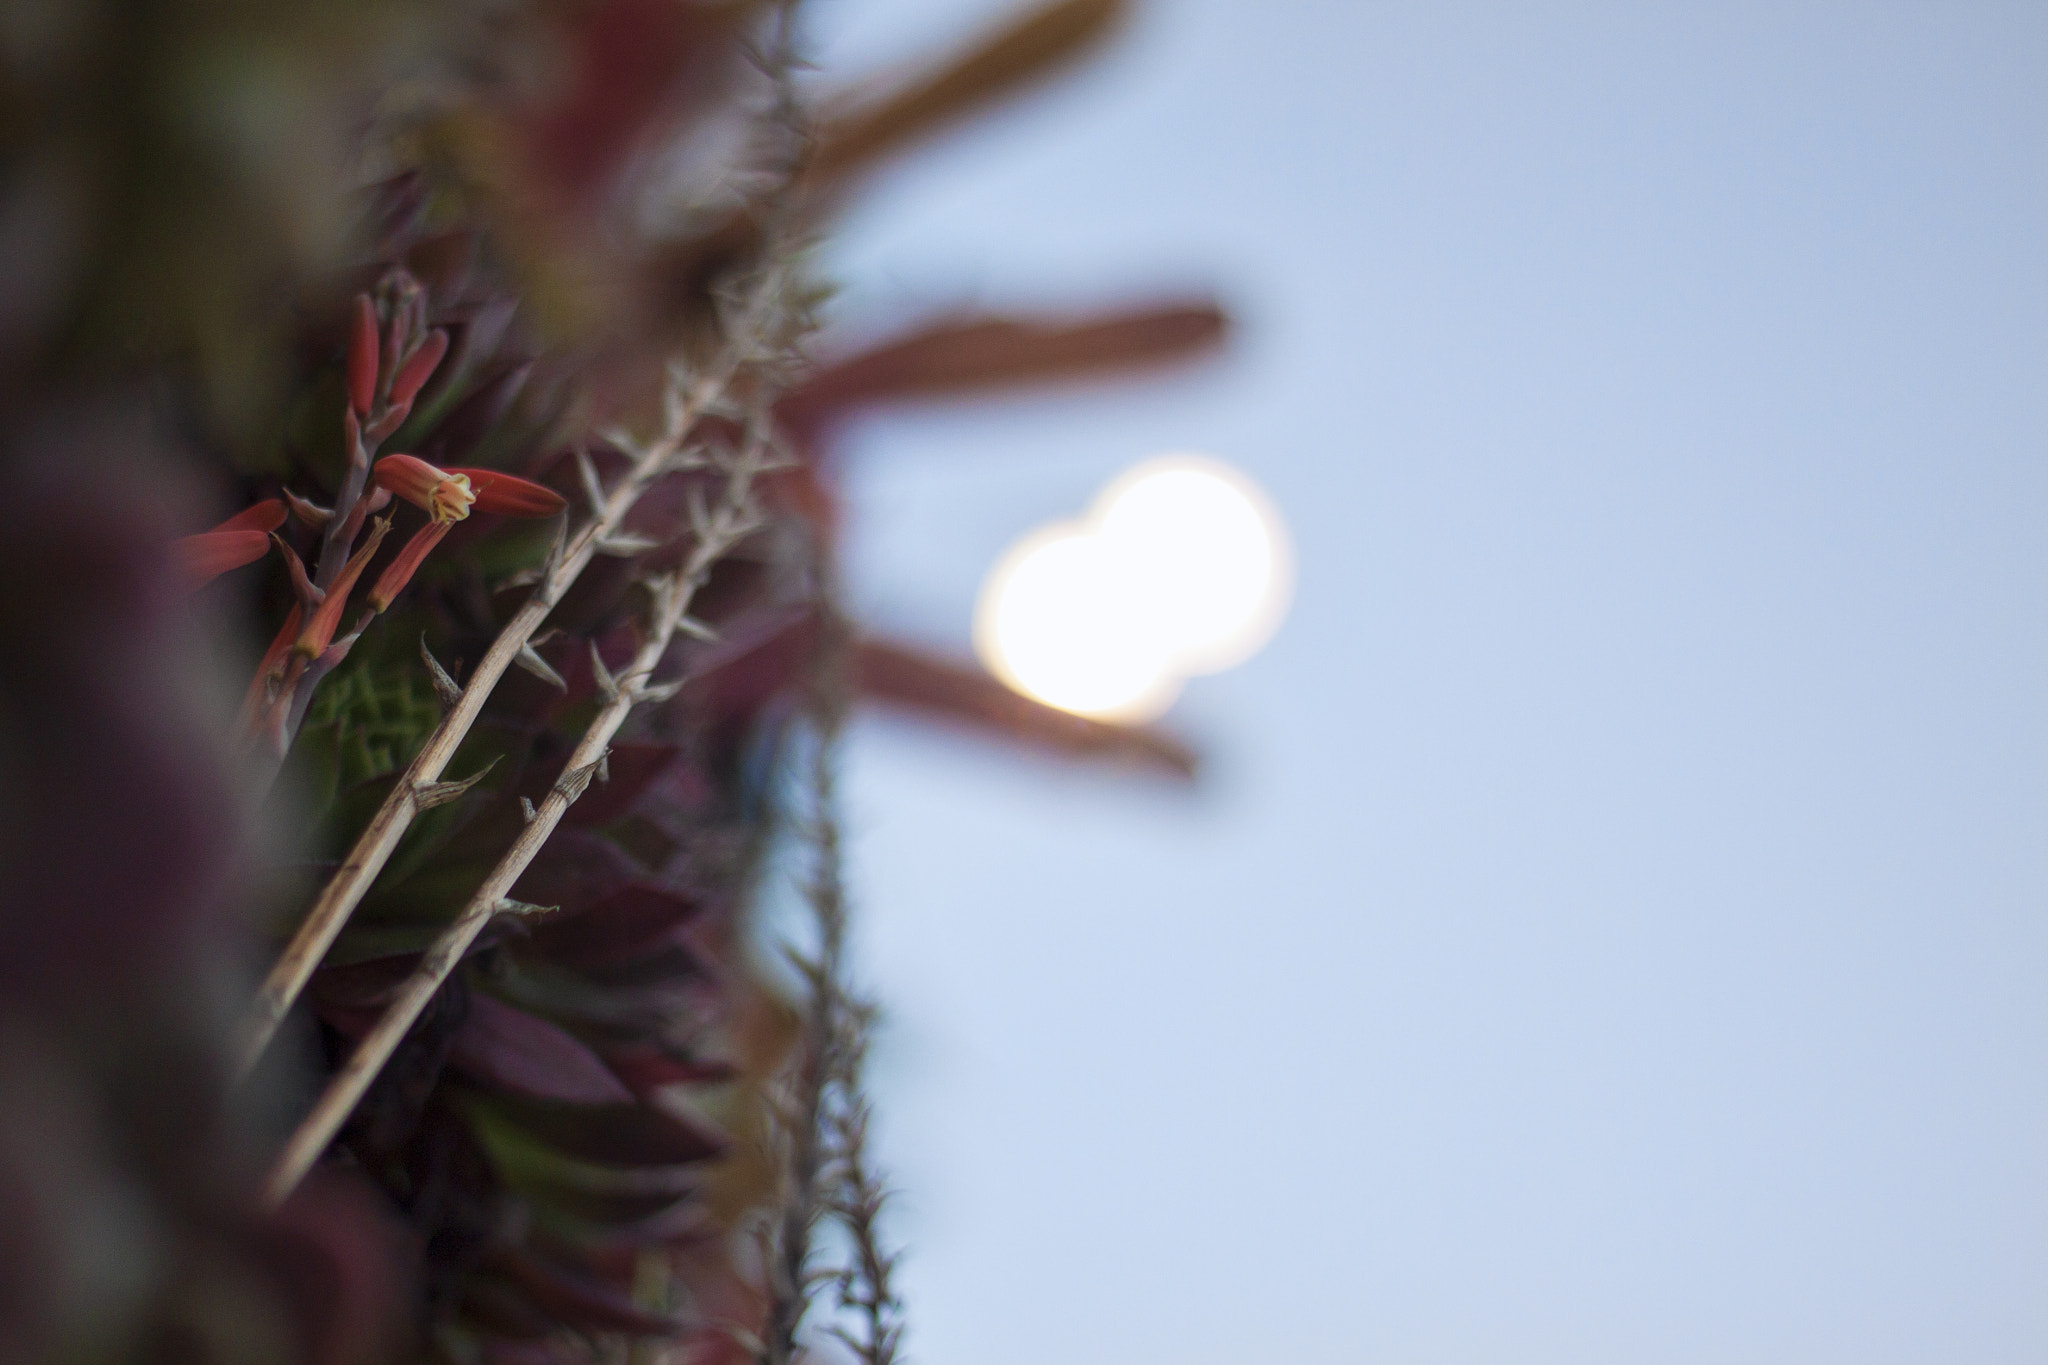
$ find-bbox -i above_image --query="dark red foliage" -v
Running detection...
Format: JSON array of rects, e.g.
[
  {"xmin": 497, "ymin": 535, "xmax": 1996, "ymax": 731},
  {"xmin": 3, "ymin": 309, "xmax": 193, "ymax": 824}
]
[
  {"xmin": 447, "ymin": 993, "xmax": 637, "ymax": 1105},
  {"xmin": 464, "ymin": 1093, "xmax": 728, "ymax": 1169},
  {"xmin": 527, "ymin": 882, "xmax": 705, "ymax": 970}
]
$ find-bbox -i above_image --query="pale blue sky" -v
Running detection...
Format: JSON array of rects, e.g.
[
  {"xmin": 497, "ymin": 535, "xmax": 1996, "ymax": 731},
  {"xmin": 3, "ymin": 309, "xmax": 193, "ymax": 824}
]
[{"xmin": 801, "ymin": 3, "xmax": 2048, "ymax": 1361}]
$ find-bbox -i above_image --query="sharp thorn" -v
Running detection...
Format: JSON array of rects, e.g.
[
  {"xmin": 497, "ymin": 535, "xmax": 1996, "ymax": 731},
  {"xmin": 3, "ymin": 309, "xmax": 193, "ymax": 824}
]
[
  {"xmin": 554, "ymin": 755, "xmax": 604, "ymax": 803},
  {"xmin": 418, "ymin": 634, "xmax": 462, "ymax": 707},
  {"xmin": 574, "ymin": 444, "xmax": 607, "ymax": 513},
  {"xmin": 413, "ymin": 755, "xmax": 499, "ymax": 812},
  {"xmin": 514, "ymin": 642, "xmax": 567, "ymax": 692},
  {"xmin": 492, "ymin": 898, "xmax": 559, "ymax": 918},
  {"xmin": 595, "ymin": 532, "xmax": 663, "ymax": 557},
  {"xmin": 589, "ymin": 641, "xmax": 619, "ymax": 703}
]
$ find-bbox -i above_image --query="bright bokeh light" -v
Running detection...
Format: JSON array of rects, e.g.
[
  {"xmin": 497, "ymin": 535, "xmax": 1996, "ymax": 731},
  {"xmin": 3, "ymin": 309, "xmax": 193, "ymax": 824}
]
[
  {"xmin": 974, "ymin": 522, "xmax": 1185, "ymax": 722},
  {"xmin": 974, "ymin": 454, "xmax": 1291, "ymax": 722},
  {"xmin": 1091, "ymin": 455, "xmax": 1292, "ymax": 674}
]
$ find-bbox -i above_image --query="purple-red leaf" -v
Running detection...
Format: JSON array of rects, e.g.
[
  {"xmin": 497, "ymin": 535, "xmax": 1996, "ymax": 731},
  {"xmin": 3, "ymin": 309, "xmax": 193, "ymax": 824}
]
[
  {"xmin": 466, "ymin": 1092, "xmax": 727, "ymax": 1168},
  {"xmin": 509, "ymin": 828, "xmax": 645, "ymax": 915},
  {"xmin": 446, "ymin": 993, "xmax": 635, "ymax": 1105},
  {"xmin": 489, "ymin": 1246, "xmax": 682, "ymax": 1336},
  {"xmin": 599, "ymin": 1043, "xmax": 734, "ymax": 1101},
  {"xmin": 527, "ymin": 882, "xmax": 703, "ymax": 970}
]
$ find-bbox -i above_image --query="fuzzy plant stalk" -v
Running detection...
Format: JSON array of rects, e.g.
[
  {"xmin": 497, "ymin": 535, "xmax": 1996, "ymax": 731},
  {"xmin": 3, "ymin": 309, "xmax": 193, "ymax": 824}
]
[
  {"xmin": 758, "ymin": 701, "xmax": 851, "ymax": 1365},
  {"xmin": 751, "ymin": 580, "xmax": 904, "ymax": 1365},
  {"xmin": 262, "ymin": 351, "xmax": 800, "ymax": 1208},
  {"xmin": 824, "ymin": 1003, "xmax": 907, "ymax": 1365}
]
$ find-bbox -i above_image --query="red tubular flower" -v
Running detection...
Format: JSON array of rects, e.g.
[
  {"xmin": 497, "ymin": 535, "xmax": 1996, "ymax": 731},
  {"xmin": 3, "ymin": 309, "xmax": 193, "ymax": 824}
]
[
  {"xmin": 445, "ymin": 467, "xmax": 568, "ymax": 518},
  {"xmin": 372, "ymin": 454, "xmax": 475, "ymax": 522},
  {"xmin": 373, "ymin": 455, "xmax": 566, "ymax": 523},
  {"xmin": 293, "ymin": 518, "xmax": 391, "ymax": 658},
  {"xmin": 347, "ymin": 294, "xmax": 379, "ymax": 415},
  {"xmin": 219, "ymin": 500, "xmax": 288, "ymax": 535},
  {"xmin": 388, "ymin": 329, "xmax": 449, "ymax": 409},
  {"xmin": 172, "ymin": 499, "xmax": 286, "ymax": 591},
  {"xmin": 367, "ymin": 521, "xmax": 451, "ymax": 613}
]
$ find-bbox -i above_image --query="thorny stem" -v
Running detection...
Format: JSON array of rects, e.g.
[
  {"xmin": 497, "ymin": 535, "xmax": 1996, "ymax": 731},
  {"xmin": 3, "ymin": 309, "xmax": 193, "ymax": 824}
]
[
  {"xmin": 826, "ymin": 1026, "xmax": 905, "ymax": 1365},
  {"xmin": 755, "ymin": 562, "xmax": 902, "ymax": 1365},
  {"xmin": 261, "ymin": 398, "xmax": 784, "ymax": 1209},
  {"xmin": 761, "ymin": 662, "xmax": 850, "ymax": 1365}
]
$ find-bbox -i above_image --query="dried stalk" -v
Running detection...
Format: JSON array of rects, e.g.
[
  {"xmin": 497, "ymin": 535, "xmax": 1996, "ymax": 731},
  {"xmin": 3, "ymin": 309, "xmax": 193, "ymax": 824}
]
[
  {"xmin": 754, "ymin": 575, "xmax": 904, "ymax": 1365},
  {"xmin": 759, "ymin": 680, "xmax": 850, "ymax": 1365},
  {"xmin": 261, "ymin": 394, "xmax": 784, "ymax": 1209},
  {"xmin": 824, "ymin": 1012, "xmax": 905, "ymax": 1365},
  {"xmin": 230, "ymin": 358, "xmax": 746, "ymax": 1079}
]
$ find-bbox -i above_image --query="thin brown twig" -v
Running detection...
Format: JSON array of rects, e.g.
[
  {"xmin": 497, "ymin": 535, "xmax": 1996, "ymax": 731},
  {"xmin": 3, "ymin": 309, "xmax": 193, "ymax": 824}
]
[
  {"xmin": 759, "ymin": 665, "xmax": 851, "ymax": 1365},
  {"xmin": 825, "ymin": 1007, "xmax": 905, "ymax": 1365},
  {"xmin": 754, "ymin": 590, "xmax": 906, "ymax": 1365}
]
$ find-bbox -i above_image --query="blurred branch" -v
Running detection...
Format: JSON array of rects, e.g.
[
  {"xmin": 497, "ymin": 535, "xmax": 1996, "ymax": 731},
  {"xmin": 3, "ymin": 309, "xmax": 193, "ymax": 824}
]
[
  {"xmin": 857, "ymin": 636, "xmax": 1198, "ymax": 780},
  {"xmin": 782, "ymin": 300, "xmax": 1227, "ymax": 431},
  {"xmin": 809, "ymin": 0, "xmax": 1130, "ymax": 188}
]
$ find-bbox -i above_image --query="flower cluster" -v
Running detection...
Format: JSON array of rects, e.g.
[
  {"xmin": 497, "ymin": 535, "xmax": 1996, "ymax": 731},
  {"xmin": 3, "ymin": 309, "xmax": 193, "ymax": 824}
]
[{"xmin": 171, "ymin": 278, "xmax": 564, "ymax": 758}]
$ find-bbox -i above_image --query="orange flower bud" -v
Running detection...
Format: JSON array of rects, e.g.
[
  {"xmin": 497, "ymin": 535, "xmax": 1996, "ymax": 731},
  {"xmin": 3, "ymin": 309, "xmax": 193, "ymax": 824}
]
[
  {"xmin": 347, "ymin": 294, "xmax": 379, "ymax": 415},
  {"xmin": 373, "ymin": 454, "xmax": 476, "ymax": 523},
  {"xmin": 171, "ymin": 499, "xmax": 286, "ymax": 590},
  {"xmin": 388, "ymin": 329, "xmax": 449, "ymax": 408},
  {"xmin": 442, "ymin": 467, "xmax": 568, "ymax": 518},
  {"xmin": 172, "ymin": 531, "xmax": 270, "ymax": 590},
  {"xmin": 293, "ymin": 517, "xmax": 391, "ymax": 658},
  {"xmin": 367, "ymin": 520, "xmax": 451, "ymax": 613},
  {"xmin": 237, "ymin": 603, "xmax": 302, "ymax": 731},
  {"xmin": 217, "ymin": 498, "xmax": 286, "ymax": 534}
]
